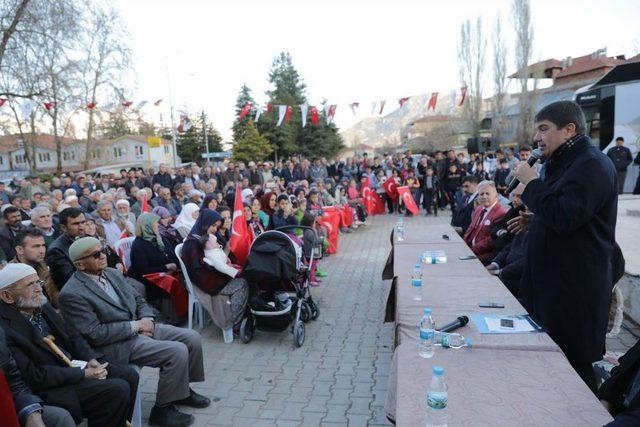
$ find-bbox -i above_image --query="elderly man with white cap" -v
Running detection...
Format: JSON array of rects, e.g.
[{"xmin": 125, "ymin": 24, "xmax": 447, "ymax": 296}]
[
  {"xmin": 0, "ymin": 263, "xmax": 138, "ymax": 427},
  {"xmin": 59, "ymin": 237, "xmax": 208, "ymax": 427}
]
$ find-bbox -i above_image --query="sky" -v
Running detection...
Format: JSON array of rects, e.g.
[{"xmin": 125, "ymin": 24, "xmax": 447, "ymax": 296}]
[{"xmin": 115, "ymin": 0, "xmax": 640, "ymax": 143}]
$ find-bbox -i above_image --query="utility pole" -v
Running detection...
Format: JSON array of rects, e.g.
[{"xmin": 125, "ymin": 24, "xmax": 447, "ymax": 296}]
[
  {"xmin": 166, "ymin": 63, "xmax": 179, "ymax": 168},
  {"xmin": 202, "ymin": 111, "xmax": 210, "ymax": 165}
]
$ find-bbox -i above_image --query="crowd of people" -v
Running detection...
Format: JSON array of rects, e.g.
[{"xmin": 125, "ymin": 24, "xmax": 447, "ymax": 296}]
[{"xmin": 0, "ymin": 99, "xmax": 637, "ymax": 426}]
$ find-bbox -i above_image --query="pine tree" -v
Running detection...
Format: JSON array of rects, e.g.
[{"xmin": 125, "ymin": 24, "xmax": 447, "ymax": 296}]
[
  {"xmin": 233, "ymin": 120, "xmax": 273, "ymax": 163},
  {"xmin": 176, "ymin": 112, "xmax": 223, "ymax": 163},
  {"xmin": 299, "ymin": 116, "xmax": 344, "ymax": 158},
  {"xmin": 232, "ymin": 84, "xmax": 256, "ymax": 143},
  {"xmin": 259, "ymin": 52, "xmax": 307, "ymax": 158}
]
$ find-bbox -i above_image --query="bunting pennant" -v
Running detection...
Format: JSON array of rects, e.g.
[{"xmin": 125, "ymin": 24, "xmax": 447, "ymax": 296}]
[
  {"xmin": 459, "ymin": 86, "xmax": 467, "ymax": 106},
  {"xmin": 154, "ymin": 99, "xmax": 163, "ymax": 106},
  {"xmin": 122, "ymin": 100, "xmax": 133, "ymax": 108},
  {"xmin": 267, "ymin": 104, "xmax": 273, "ymax": 114},
  {"xmin": 20, "ymin": 100, "xmax": 37, "ymax": 119},
  {"xmin": 177, "ymin": 114, "xmax": 192, "ymax": 132},
  {"xmin": 284, "ymin": 105, "xmax": 293, "ymax": 124},
  {"xmin": 254, "ymin": 104, "xmax": 264, "ymax": 122},
  {"xmin": 136, "ymin": 100, "xmax": 148, "ymax": 109},
  {"xmin": 327, "ymin": 105, "xmax": 337, "ymax": 124},
  {"xmin": 370, "ymin": 101, "xmax": 377, "ymax": 116},
  {"xmin": 398, "ymin": 97, "xmax": 410, "ymax": 108},
  {"xmin": 427, "ymin": 92, "xmax": 439, "ymax": 111},
  {"xmin": 300, "ymin": 103, "xmax": 308, "ymax": 127},
  {"xmin": 277, "ymin": 105, "xmax": 287, "ymax": 126},
  {"xmin": 378, "ymin": 100, "xmax": 386, "ymax": 115},
  {"xmin": 43, "ymin": 102, "xmax": 56, "ymax": 111},
  {"xmin": 0, "ymin": 98, "xmax": 7, "ymax": 107},
  {"xmin": 238, "ymin": 102, "xmax": 252, "ymax": 121},
  {"xmin": 310, "ymin": 106, "xmax": 319, "ymax": 126},
  {"xmin": 449, "ymin": 89, "xmax": 457, "ymax": 112},
  {"xmin": 349, "ymin": 102, "xmax": 359, "ymax": 115},
  {"xmin": 86, "ymin": 102, "xmax": 97, "ymax": 110}
]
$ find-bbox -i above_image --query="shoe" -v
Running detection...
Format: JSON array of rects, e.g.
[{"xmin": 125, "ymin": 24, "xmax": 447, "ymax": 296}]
[
  {"xmin": 310, "ymin": 281, "xmax": 321, "ymax": 287},
  {"xmin": 316, "ymin": 269, "xmax": 328, "ymax": 277},
  {"xmin": 174, "ymin": 388, "xmax": 211, "ymax": 408},
  {"xmin": 149, "ymin": 404, "xmax": 194, "ymax": 427}
]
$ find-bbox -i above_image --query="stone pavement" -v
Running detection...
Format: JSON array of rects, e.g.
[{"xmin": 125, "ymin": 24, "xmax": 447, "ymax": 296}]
[{"xmin": 137, "ymin": 211, "xmax": 639, "ymax": 426}]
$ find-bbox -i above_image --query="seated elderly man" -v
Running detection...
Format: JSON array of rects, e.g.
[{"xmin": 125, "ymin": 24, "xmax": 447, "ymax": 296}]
[
  {"xmin": 151, "ymin": 187, "xmax": 181, "ymax": 217},
  {"xmin": 93, "ymin": 200, "xmax": 122, "ymax": 248},
  {"xmin": 463, "ymin": 180, "xmax": 508, "ymax": 264},
  {"xmin": 0, "ymin": 263, "xmax": 137, "ymax": 427},
  {"xmin": 29, "ymin": 205, "xmax": 60, "ymax": 247},
  {"xmin": 59, "ymin": 237, "xmax": 209, "ymax": 427}
]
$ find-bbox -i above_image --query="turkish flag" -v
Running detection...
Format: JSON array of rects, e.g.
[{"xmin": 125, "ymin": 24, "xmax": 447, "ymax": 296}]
[
  {"xmin": 372, "ymin": 191, "xmax": 386, "ymax": 215},
  {"xmin": 239, "ymin": 102, "xmax": 252, "ymax": 120},
  {"xmin": 44, "ymin": 101, "xmax": 56, "ymax": 110},
  {"xmin": 361, "ymin": 178, "xmax": 375, "ymax": 216},
  {"xmin": 332, "ymin": 205, "xmax": 353, "ymax": 227},
  {"xmin": 86, "ymin": 102, "xmax": 97, "ymax": 110},
  {"xmin": 427, "ymin": 92, "xmax": 439, "ymax": 110},
  {"xmin": 459, "ymin": 86, "xmax": 467, "ymax": 106},
  {"xmin": 122, "ymin": 100, "xmax": 133, "ymax": 108},
  {"xmin": 230, "ymin": 184, "xmax": 253, "ymax": 265},
  {"xmin": 397, "ymin": 186, "xmax": 419, "ymax": 215},
  {"xmin": 284, "ymin": 105, "xmax": 293, "ymax": 123},
  {"xmin": 317, "ymin": 210, "xmax": 340, "ymax": 254},
  {"xmin": 383, "ymin": 178, "xmax": 399, "ymax": 201},
  {"xmin": 143, "ymin": 272, "xmax": 188, "ymax": 317},
  {"xmin": 310, "ymin": 106, "xmax": 319, "ymax": 126},
  {"xmin": 0, "ymin": 98, "xmax": 7, "ymax": 107}
]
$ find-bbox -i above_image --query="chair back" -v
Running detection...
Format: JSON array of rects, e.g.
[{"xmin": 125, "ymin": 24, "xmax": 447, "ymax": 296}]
[
  {"xmin": 113, "ymin": 236, "xmax": 136, "ymax": 272},
  {"xmin": 174, "ymin": 243, "xmax": 196, "ymax": 297}
]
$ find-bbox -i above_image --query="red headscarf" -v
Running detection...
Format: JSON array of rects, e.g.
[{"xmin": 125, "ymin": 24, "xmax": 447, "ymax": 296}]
[{"xmin": 261, "ymin": 191, "xmax": 275, "ymax": 215}]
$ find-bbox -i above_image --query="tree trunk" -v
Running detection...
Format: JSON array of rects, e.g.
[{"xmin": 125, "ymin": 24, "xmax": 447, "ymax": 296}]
[
  {"xmin": 0, "ymin": 0, "xmax": 31, "ymax": 70},
  {"xmin": 84, "ymin": 109, "xmax": 95, "ymax": 170},
  {"xmin": 29, "ymin": 112, "xmax": 37, "ymax": 173}
]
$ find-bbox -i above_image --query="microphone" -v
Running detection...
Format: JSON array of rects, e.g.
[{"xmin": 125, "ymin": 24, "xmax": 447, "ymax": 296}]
[
  {"xmin": 506, "ymin": 148, "xmax": 543, "ymax": 194},
  {"xmin": 437, "ymin": 315, "xmax": 469, "ymax": 333}
]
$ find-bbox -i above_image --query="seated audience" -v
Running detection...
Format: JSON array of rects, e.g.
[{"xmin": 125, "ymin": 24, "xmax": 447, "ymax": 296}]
[
  {"xmin": 0, "ymin": 263, "xmax": 138, "ymax": 427},
  {"xmin": 0, "ymin": 206, "xmax": 26, "ymax": 260},
  {"xmin": 463, "ymin": 180, "xmax": 508, "ymax": 263},
  {"xmin": 153, "ymin": 206, "xmax": 183, "ymax": 250},
  {"xmin": 172, "ymin": 202, "xmax": 200, "ymax": 240},
  {"xmin": 58, "ymin": 237, "xmax": 208, "ymax": 427},
  {"xmin": 29, "ymin": 205, "xmax": 60, "ymax": 247},
  {"xmin": 45, "ymin": 207, "xmax": 87, "ymax": 290},
  {"xmin": 180, "ymin": 210, "xmax": 249, "ymax": 331}
]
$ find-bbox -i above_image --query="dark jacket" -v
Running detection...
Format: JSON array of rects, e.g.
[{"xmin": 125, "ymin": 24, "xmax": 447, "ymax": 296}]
[
  {"xmin": 281, "ymin": 168, "xmax": 300, "ymax": 184},
  {"xmin": 152, "ymin": 172, "xmax": 173, "ymax": 188},
  {"xmin": 181, "ymin": 237, "xmax": 231, "ymax": 295},
  {"xmin": 0, "ymin": 302, "xmax": 101, "ymax": 421},
  {"xmin": 492, "ymin": 231, "xmax": 529, "ymax": 298},
  {"xmin": 598, "ymin": 339, "xmax": 640, "ymax": 419},
  {"xmin": 0, "ymin": 225, "xmax": 24, "ymax": 261},
  {"xmin": 44, "ymin": 233, "xmax": 76, "ymax": 290},
  {"xmin": 127, "ymin": 237, "xmax": 178, "ymax": 287},
  {"xmin": 451, "ymin": 193, "xmax": 477, "ymax": 232},
  {"xmin": 607, "ymin": 145, "xmax": 633, "ymax": 172},
  {"xmin": 0, "ymin": 325, "xmax": 43, "ymax": 424},
  {"xmin": 521, "ymin": 135, "xmax": 618, "ymax": 364}
]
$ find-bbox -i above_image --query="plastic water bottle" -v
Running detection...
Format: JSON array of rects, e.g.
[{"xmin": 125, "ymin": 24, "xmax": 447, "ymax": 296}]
[
  {"xmin": 411, "ymin": 263, "xmax": 423, "ymax": 301},
  {"xmin": 435, "ymin": 332, "xmax": 472, "ymax": 349},
  {"xmin": 426, "ymin": 366, "xmax": 448, "ymax": 427},
  {"xmin": 396, "ymin": 216, "xmax": 405, "ymax": 241},
  {"xmin": 419, "ymin": 308, "xmax": 435, "ymax": 358}
]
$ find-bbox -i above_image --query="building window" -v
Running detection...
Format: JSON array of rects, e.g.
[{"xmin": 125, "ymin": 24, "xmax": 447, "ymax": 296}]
[
  {"xmin": 164, "ymin": 145, "xmax": 170, "ymax": 154},
  {"xmin": 135, "ymin": 145, "xmax": 144, "ymax": 157},
  {"xmin": 0, "ymin": 156, "xmax": 3, "ymax": 165}
]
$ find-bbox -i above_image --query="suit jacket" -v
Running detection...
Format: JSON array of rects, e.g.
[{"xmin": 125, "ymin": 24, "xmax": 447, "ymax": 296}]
[
  {"xmin": 598, "ymin": 339, "xmax": 640, "ymax": 415},
  {"xmin": 0, "ymin": 302, "xmax": 102, "ymax": 420},
  {"xmin": 0, "ymin": 225, "xmax": 23, "ymax": 260},
  {"xmin": 463, "ymin": 203, "xmax": 508, "ymax": 263},
  {"xmin": 58, "ymin": 268, "xmax": 155, "ymax": 364},
  {"xmin": 451, "ymin": 193, "xmax": 476, "ymax": 231},
  {"xmin": 521, "ymin": 135, "xmax": 618, "ymax": 364},
  {"xmin": 44, "ymin": 233, "xmax": 76, "ymax": 290}
]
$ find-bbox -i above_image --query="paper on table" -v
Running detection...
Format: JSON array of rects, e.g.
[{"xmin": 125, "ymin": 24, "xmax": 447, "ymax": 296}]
[{"xmin": 485, "ymin": 317, "xmax": 535, "ymax": 333}]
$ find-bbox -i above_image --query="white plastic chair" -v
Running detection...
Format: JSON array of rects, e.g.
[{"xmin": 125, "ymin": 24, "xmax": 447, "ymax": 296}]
[
  {"xmin": 113, "ymin": 236, "xmax": 136, "ymax": 272},
  {"xmin": 175, "ymin": 243, "xmax": 205, "ymax": 329}
]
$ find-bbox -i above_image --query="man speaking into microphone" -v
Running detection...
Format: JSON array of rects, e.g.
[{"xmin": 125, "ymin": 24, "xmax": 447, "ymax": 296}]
[{"xmin": 513, "ymin": 101, "xmax": 618, "ymax": 392}]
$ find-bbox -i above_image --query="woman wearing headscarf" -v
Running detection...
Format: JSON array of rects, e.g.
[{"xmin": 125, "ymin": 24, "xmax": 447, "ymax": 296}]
[
  {"xmin": 260, "ymin": 191, "xmax": 276, "ymax": 229},
  {"xmin": 180, "ymin": 209, "xmax": 249, "ymax": 332},
  {"xmin": 152, "ymin": 206, "xmax": 182, "ymax": 250},
  {"xmin": 172, "ymin": 202, "xmax": 200, "ymax": 239},
  {"xmin": 128, "ymin": 213, "xmax": 180, "ymax": 302}
]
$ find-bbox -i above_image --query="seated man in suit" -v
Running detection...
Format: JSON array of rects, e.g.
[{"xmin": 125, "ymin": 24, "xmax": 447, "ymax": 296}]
[
  {"xmin": 598, "ymin": 339, "xmax": 640, "ymax": 426},
  {"xmin": 463, "ymin": 180, "xmax": 508, "ymax": 264},
  {"xmin": 59, "ymin": 237, "xmax": 209, "ymax": 427},
  {"xmin": 45, "ymin": 207, "xmax": 86, "ymax": 291},
  {"xmin": 451, "ymin": 176, "xmax": 478, "ymax": 235},
  {"xmin": 0, "ymin": 263, "xmax": 137, "ymax": 427}
]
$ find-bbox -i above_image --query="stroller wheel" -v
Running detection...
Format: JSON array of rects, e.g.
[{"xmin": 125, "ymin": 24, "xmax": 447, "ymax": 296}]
[
  {"xmin": 300, "ymin": 301, "xmax": 311, "ymax": 323},
  {"xmin": 240, "ymin": 316, "xmax": 254, "ymax": 344},
  {"xmin": 309, "ymin": 299, "xmax": 319, "ymax": 320},
  {"xmin": 293, "ymin": 320, "xmax": 305, "ymax": 347}
]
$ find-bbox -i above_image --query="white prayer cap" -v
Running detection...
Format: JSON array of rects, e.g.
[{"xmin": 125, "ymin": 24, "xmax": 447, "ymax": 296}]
[
  {"xmin": 65, "ymin": 195, "xmax": 78, "ymax": 203},
  {"xmin": 0, "ymin": 263, "xmax": 38, "ymax": 290},
  {"xmin": 115, "ymin": 199, "xmax": 130, "ymax": 207}
]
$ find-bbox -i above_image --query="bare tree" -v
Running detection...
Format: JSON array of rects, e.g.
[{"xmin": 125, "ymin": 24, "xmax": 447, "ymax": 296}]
[
  {"xmin": 491, "ymin": 13, "xmax": 508, "ymax": 145},
  {"xmin": 0, "ymin": 0, "xmax": 31, "ymax": 73},
  {"xmin": 512, "ymin": 0, "xmax": 536, "ymax": 143},
  {"xmin": 458, "ymin": 16, "xmax": 487, "ymax": 138},
  {"xmin": 78, "ymin": 1, "xmax": 132, "ymax": 169}
]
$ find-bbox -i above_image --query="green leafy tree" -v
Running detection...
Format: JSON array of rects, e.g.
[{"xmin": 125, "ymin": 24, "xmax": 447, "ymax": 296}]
[
  {"xmin": 233, "ymin": 120, "xmax": 273, "ymax": 163},
  {"xmin": 99, "ymin": 112, "xmax": 132, "ymax": 139},
  {"xmin": 176, "ymin": 112, "xmax": 223, "ymax": 163},
  {"xmin": 232, "ymin": 84, "xmax": 256, "ymax": 142},
  {"xmin": 259, "ymin": 52, "xmax": 307, "ymax": 158}
]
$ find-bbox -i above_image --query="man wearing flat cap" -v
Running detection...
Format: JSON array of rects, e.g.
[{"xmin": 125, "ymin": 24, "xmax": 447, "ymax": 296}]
[
  {"xmin": 59, "ymin": 237, "xmax": 208, "ymax": 427},
  {"xmin": 0, "ymin": 263, "xmax": 137, "ymax": 427}
]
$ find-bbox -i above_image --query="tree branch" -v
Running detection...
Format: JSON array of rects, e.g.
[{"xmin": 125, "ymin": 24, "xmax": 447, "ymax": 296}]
[{"xmin": 0, "ymin": 0, "xmax": 31, "ymax": 70}]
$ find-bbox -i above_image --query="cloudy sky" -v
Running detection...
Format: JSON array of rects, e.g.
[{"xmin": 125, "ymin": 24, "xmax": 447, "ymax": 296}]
[{"xmin": 115, "ymin": 0, "xmax": 640, "ymax": 142}]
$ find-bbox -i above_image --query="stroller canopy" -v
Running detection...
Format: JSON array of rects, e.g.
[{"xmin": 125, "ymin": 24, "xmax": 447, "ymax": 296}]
[{"xmin": 243, "ymin": 231, "xmax": 302, "ymax": 288}]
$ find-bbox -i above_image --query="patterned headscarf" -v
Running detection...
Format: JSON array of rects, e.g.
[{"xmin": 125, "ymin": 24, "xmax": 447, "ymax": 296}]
[{"xmin": 136, "ymin": 212, "xmax": 164, "ymax": 251}]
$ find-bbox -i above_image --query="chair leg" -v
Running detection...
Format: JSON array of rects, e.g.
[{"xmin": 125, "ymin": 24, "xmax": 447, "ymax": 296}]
[{"xmin": 188, "ymin": 295, "xmax": 194, "ymax": 330}]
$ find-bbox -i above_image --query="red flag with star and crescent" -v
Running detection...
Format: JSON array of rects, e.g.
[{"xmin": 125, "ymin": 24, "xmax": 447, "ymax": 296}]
[
  {"xmin": 230, "ymin": 184, "xmax": 253, "ymax": 265},
  {"xmin": 397, "ymin": 186, "xmax": 419, "ymax": 215},
  {"xmin": 383, "ymin": 178, "xmax": 399, "ymax": 201},
  {"xmin": 361, "ymin": 178, "xmax": 385, "ymax": 216},
  {"xmin": 317, "ymin": 210, "xmax": 340, "ymax": 254}
]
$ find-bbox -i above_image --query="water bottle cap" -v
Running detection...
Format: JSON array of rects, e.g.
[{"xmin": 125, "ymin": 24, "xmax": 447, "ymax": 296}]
[
  {"xmin": 423, "ymin": 308, "xmax": 432, "ymax": 315},
  {"xmin": 433, "ymin": 366, "xmax": 444, "ymax": 376}
]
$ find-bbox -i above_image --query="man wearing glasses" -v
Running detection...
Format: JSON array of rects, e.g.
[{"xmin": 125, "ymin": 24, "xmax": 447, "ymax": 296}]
[
  {"xmin": 59, "ymin": 237, "xmax": 208, "ymax": 427},
  {"xmin": 0, "ymin": 263, "xmax": 138, "ymax": 427},
  {"xmin": 45, "ymin": 208, "xmax": 86, "ymax": 291}
]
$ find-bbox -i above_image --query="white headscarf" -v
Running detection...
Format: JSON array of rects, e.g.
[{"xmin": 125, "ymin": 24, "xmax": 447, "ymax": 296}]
[{"xmin": 172, "ymin": 203, "xmax": 199, "ymax": 232}]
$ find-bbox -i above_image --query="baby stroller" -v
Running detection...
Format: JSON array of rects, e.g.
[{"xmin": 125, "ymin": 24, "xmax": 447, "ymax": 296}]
[{"xmin": 241, "ymin": 225, "xmax": 320, "ymax": 347}]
